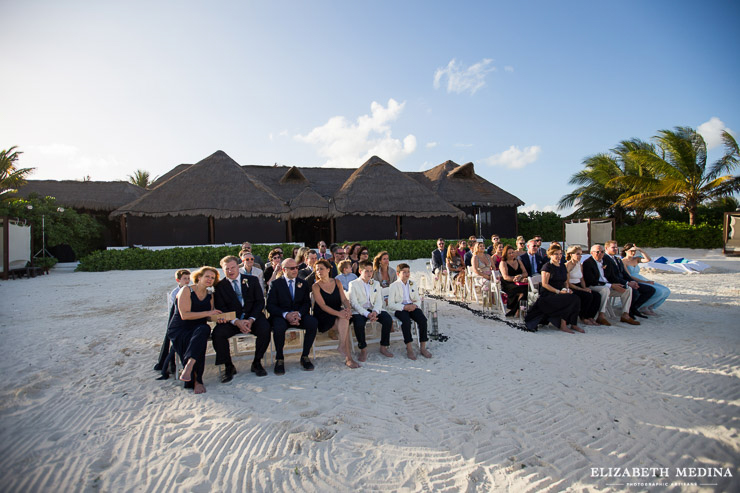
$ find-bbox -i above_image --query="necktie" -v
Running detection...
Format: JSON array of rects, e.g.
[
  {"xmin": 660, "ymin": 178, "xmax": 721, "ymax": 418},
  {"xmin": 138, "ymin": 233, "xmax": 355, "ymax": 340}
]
[
  {"xmin": 531, "ymin": 255, "xmax": 537, "ymax": 274},
  {"xmin": 288, "ymin": 279, "xmax": 295, "ymax": 300},
  {"xmin": 232, "ymin": 279, "xmax": 243, "ymax": 306}
]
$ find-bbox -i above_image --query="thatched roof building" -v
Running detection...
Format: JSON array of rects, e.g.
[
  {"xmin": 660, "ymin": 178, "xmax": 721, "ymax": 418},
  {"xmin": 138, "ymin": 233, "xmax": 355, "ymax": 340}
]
[
  {"xmin": 17, "ymin": 180, "xmax": 145, "ymax": 211},
  {"xmin": 111, "ymin": 150, "xmax": 288, "ymax": 219}
]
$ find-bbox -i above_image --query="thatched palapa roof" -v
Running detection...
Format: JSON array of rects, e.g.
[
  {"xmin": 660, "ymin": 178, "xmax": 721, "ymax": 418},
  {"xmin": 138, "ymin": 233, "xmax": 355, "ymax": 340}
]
[
  {"xmin": 149, "ymin": 163, "xmax": 192, "ymax": 189},
  {"xmin": 17, "ymin": 180, "xmax": 146, "ymax": 211},
  {"xmin": 411, "ymin": 160, "xmax": 524, "ymax": 208},
  {"xmin": 288, "ymin": 188, "xmax": 334, "ymax": 219},
  {"xmin": 331, "ymin": 156, "xmax": 465, "ymax": 218},
  {"xmin": 110, "ymin": 150, "xmax": 289, "ymax": 218}
]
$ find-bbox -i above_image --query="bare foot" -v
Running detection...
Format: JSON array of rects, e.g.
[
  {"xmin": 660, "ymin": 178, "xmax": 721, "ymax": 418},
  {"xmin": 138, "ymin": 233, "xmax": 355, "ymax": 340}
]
[
  {"xmin": 359, "ymin": 348, "xmax": 368, "ymax": 362},
  {"xmin": 345, "ymin": 358, "xmax": 360, "ymax": 369},
  {"xmin": 572, "ymin": 325, "xmax": 585, "ymax": 333},
  {"xmin": 406, "ymin": 348, "xmax": 417, "ymax": 360},
  {"xmin": 180, "ymin": 359, "xmax": 195, "ymax": 382},
  {"xmin": 559, "ymin": 324, "xmax": 575, "ymax": 334},
  {"xmin": 420, "ymin": 348, "xmax": 432, "ymax": 358},
  {"xmin": 380, "ymin": 346, "xmax": 394, "ymax": 358},
  {"xmin": 193, "ymin": 382, "xmax": 206, "ymax": 394},
  {"xmin": 327, "ymin": 328, "xmax": 339, "ymax": 340}
]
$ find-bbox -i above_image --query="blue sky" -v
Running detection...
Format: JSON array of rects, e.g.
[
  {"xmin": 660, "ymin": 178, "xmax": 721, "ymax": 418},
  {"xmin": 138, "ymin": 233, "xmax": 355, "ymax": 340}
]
[{"xmin": 2, "ymin": 0, "xmax": 738, "ymax": 213}]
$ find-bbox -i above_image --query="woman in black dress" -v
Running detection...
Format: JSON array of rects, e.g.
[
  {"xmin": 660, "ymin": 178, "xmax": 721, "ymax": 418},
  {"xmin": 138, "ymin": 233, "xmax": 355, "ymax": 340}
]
[
  {"xmin": 312, "ymin": 259, "xmax": 359, "ymax": 368},
  {"xmin": 499, "ymin": 245, "xmax": 529, "ymax": 317},
  {"xmin": 524, "ymin": 245, "xmax": 583, "ymax": 333},
  {"xmin": 167, "ymin": 266, "xmax": 222, "ymax": 393}
]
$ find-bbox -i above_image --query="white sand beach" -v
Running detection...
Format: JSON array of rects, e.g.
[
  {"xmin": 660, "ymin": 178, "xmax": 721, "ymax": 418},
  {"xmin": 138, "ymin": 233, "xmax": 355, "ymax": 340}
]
[{"xmin": 0, "ymin": 248, "xmax": 738, "ymax": 492}]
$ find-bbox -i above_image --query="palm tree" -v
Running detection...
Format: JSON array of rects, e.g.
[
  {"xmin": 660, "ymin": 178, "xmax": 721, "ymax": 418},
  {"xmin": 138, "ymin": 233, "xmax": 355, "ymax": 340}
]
[
  {"xmin": 617, "ymin": 127, "xmax": 740, "ymax": 225},
  {"xmin": 0, "ymin": 146, "xmax": 35, "ymax": 203},
  {"xmin": 127, "ymin": 169, "xmax": 157, "ymax": 188},
  {"xmin": 558, "ymin": 139, "xmax": 654, "ymax": 224}
]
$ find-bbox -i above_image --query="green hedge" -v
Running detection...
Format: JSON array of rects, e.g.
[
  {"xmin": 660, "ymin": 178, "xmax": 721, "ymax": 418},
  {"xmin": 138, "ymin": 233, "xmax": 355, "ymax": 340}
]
[
  {"xmin": 76, "ymin": 244, "xmax": 299, "ymax": 272},
  {"xmin": 615, "ymin": 221, "xmax": 722, "ymax": 249}
]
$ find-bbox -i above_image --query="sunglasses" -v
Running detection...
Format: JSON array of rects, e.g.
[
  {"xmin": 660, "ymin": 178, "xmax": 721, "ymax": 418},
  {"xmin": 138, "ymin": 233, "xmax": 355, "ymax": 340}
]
[{"xmin": 284, "ymin": 266, "xmax": 299, "ymax": 270}]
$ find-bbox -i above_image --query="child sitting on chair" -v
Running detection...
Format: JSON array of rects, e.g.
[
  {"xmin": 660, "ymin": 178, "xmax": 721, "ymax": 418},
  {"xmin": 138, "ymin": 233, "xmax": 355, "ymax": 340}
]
[{"xmin": 155, "ymin": 269, "xmax": 191, "ymax": 379}]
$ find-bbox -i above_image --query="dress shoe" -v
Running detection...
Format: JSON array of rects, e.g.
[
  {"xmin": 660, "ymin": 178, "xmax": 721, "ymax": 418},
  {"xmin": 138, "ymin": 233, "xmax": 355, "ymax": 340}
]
[
  {"xmin": 220, "ymin": 364, "xmax": 237, "ymax": 383},
  {"xmin": 596, "ymin": 314, "xmax": 611, "ymax": 326},
  {"xmin": 620, "ymin": 314, "xmax": 641, "ymax": 326},
  {"xmin": 251, "ymin": 361, "xmax": 267, "ymax": 377},
  {"xmin": 274, "ymin": 359, "xmax": 285, "ymax": 375},
  {"xmin": 300, "ymin": 356, "xmax": 315, "ymax": 371}
]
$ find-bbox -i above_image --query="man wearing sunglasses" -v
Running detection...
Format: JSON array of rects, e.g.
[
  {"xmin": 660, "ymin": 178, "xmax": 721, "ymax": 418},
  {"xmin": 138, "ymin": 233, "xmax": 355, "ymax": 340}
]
[{"xmin": 266, "ymin": 258, "xmax": 318, "ymax": 374}]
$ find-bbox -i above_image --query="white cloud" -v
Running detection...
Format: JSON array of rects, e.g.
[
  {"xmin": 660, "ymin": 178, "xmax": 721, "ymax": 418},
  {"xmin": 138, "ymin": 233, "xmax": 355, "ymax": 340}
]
[
  {"xmin": 698, "ymin": 117, "xmax": 733, "ymax": 149},
  {"xmin": 22, "ymin": 144, "xmax": 122, "ymax": 181},
  {"xmin": 454, "ymin": 143, "xmax": 473, "ymax": 148},
  {"xmin": 295, "ymin": 98, "xmax": 417, "ymax": 168},
  {"xmin": 425, "ymin": 141, "xmax": 438, "ymax": 148},
  {"xmin": 504, "ymin": 65, "xmax": 514, "ymax": 73},
  {"xmin": 433, "ymin": 58, "xmax": 495, "ymax": 95},
  {"xmin": 485, "ymin": 145, "xmax": 542, "ymax": 169},
  {"xmin": 519, "ymin": 203, "xmax": 560, "ymax": 214}
]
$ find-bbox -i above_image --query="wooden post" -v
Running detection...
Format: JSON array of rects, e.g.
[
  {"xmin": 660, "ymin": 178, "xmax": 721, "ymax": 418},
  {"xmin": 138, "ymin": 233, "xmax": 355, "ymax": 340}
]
[
  {"xmin": 330, "ymin": 218, "xmax": 335, "ymax": 244},
  {"xmin": 2, "ymin": 216, "xmax": 8, "ymax": 280},
  {"xmin": 208, "ymin": 216, "xmax": 215, "ymax": 244},
  {"xmin": 396, "ymin": 215, "xmax": 401, "ymax": 240},
  {"xmin": 119, "ymin": 215, "xmax": 127, "ymax": 246},
  {"xmin": 287, "ymin": 219, "xmax": 293, "ymax": 242}
]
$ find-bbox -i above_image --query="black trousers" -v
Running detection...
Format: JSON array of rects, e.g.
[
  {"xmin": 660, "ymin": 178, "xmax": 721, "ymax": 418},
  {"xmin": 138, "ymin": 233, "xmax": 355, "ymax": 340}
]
[
  {"xmin": 629, "ymin": 283, "xmax": 656, "ymax": 316},
  {"xmin": 270, "ymin": 314, "xmax": 318, "ymax": 359},
  {"xmin": 352, "ymin": 312, "xmax": 392, "ymax": 349},
  {"xmin": 211, "ymin": 316, "xmax": 271, "ymax": 367},
  {"xmin": 170, "ymin": 324, "xmax": 210, "ymax": 384},
  {"xmin": 394, "ymin": 308, "xmax": 428, "ymax": 344},
  {"xmin": 572, "ymin": 289, "xmax": 601, "ymax": 320}
]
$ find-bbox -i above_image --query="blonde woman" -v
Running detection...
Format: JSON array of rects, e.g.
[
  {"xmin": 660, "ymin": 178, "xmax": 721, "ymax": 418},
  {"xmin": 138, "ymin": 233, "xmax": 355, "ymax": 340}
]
[
  {"xmin": 372, "ymin": 250, "xmax": 397, "ymax": 288},
  {"xmin": 167, "ymin": 266, "xmax": 222, "ymax": 394},
  {"xmin": 471, "ymin": 241, "xmax": 493, "ymax": 291},
  {"xmin": 565, "ymin": 245, "xmax": 600, "ymax": 325}
]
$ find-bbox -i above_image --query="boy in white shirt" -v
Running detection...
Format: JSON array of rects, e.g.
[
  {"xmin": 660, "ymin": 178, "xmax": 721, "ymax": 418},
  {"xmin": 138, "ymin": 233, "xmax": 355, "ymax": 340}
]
[
  {"xmin": 348, "ymin": 260, "xmax": 394, "ymax": 360},
  {"xmin": 387, "ymin": 263, "xmax": 432, "ymax": 360}
]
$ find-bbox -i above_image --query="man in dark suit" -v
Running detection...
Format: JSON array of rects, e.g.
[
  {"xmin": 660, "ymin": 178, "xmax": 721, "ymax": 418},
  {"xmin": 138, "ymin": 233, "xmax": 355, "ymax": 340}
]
[
  {"xmin": 212, "ymin": 256, "xmax": 271, "ymax": 382},
  {"xmin": 532, "ymin": 235, "xmax": 547, "ymax": 258},
  {"xmin": 298, "ymin": 250, "xmax": 318, "ymax": 281},
  {"xmin": 519, "ymin": 239, "xmax": 546, "ymax": 276},
  {"xmin": 266, "ymin": 257, "xmax": 318, "ymax": 374},
  {"xmin": 431, "ymin": 238, "xmax": 447, "ymax": 274},
  {"xmin": 603, "ymin": 240, "xmax": 655, "ymax": 319},
  {"xmin": 582, "ymin": 244, "xmax": 638, "ymax": 325}
]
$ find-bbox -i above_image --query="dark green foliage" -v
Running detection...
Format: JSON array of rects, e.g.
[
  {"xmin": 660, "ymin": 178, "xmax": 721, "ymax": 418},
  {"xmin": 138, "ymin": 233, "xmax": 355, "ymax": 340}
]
[
  {"xmin": 77, "ymin": 243, "xmax": 299, "ymax": 272},
  {"xmin": 517, "ymin": 211, "xmax": 563, "ymax": 241},
  {"xmin": 0, "ymin": 195, "xmax": 103, "ymax": 258},
  {"xmin": 616, "ymin": 220, "xmax": 722, "ymax": 249}
]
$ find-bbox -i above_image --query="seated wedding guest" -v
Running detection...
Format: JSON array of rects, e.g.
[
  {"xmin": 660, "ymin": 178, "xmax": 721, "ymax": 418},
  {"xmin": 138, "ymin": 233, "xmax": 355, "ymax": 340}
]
[
  {"xmin": 520, "ymin": 239, "xmax": 546, "ymax": 277},
  {"xmin": 456, "ymin": 240, "xmax": 467, "ymax": 259},
  {"xmin": 326, "ymin": 244, "xmax": 343, "ymax": 277},
  {"xmin": 317, "ymin": 241, "xmax": 332, "ymax": 260},
  {"xmin": 167, "ymin": 266, "xmax": 222, "ymax": 394},
  {"xmin": 533, "ymin": 235, "xmax": 547, "ymax": 257},
  {"xmin": 471, "ymin": 241, "xmax": 493, "ymax": 292},
  {"xmin": 464, "ymin": 235, "xmax": 477, "ymax": 267},
  {"xmin": 155, "ymin": 269, "xmax": 190, "ymax": 379},
  {"xmin": 265, "ymin": 258, "xmax": 318, "ymax": 373},
  {"xmin": 604, "ymin": 240, "xmax": 655, "ymax": 319},
  {"xmin": 239, "ymin": 250, "xmax": 265, "ymax": 295},
  {"xmin": 431, "ymin": 238, "xmax": 447, "ymax": 274},
  {"xmin": 291, "ymin": 246, "xmax": 300, "ymax": 262},
  {"xmin": 312, "ymin": 260, "xmax": 359, "ymax": 369},
  {"xmin": 349, "ymin": 260, "xmax": 394, "ymax": 360},
  {"xmin": 582, "ymin": 244, "xmax": 639, "ymax": 326},
  {"xmin": 446, "ymin": 243, "xmax": 465, "ymax": 291},
  {"xmin": 295, "ymin": 246, "xmax": 310, "ymax": 270},
  {"xmin": 348, "ymin": 242, "xmax": 362, "ymax": 272},
  {"xmin": 486, "ymin": 234, "xmax": 501, "ymax": 256},
  {"xmin": 372, "ymin": 250, "xmax": 397, "ymax": 288},
  {"xmin": 515, "ymin": 236, "xmax": 526, "ymax": 254},
  {"xmin": 353, "ymin": 246, "xmax": 370, "ymax": 274},
  {"xmin": 621, "ymin": 243, "xmax": 671, "ymax": 315},
  {"xmin": 263, "ymin": 248, "xmax": 284, "ymax": 288},
  {"xmin": 240, "ymin": 241, "xmax": 264, "ymax": 269},
  {"xmin": 564, "ymin": 245, "xmax": 600, "ymax": 326},
  {"xmin": 499, "ymin": 245, "xmax": 529, "ymax": 317},
  {"xmin": 387, "ymin": 264, "xmax": 432, "ymax": 360},
  {"xmin": 491, "ymin": 242, "xmax": 505, "ymax": 272},
  {"xmin": 212, "ymin": 256, "xmax": 271, "ymax": 382},
  {"xmin": 524, "ymin": 245, "xmax": 583, "ymax": 334},
  {"xmin": 335, "ymin": 260, "xmax": 357, "ymax": 290},
  {"xmin": 298, "ymin": 249, "xmax": 318, "ymax": 280}
]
